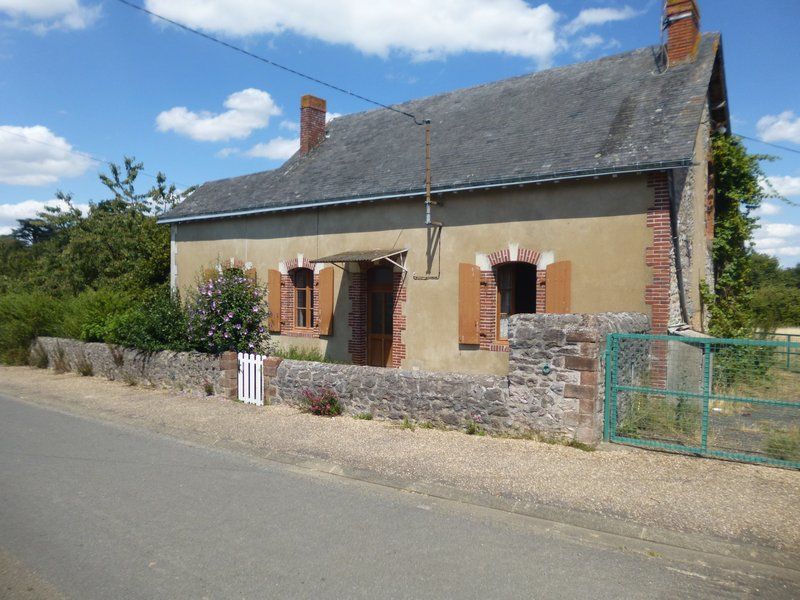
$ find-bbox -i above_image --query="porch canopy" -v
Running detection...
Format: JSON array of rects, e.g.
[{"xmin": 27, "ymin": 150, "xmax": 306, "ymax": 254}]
[{"xmin": 310, "ymin": 248, "xmax": 408, "ymax": 272}]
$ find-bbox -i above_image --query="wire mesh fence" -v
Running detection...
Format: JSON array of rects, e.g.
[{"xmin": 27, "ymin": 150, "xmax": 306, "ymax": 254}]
[{"xmin": 604, "ymin": 333, "xmax": 800, "ymax": 469}]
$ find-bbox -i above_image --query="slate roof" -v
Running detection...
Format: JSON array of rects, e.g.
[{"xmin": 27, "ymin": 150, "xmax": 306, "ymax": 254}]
[{"xmin": 160, "ymin": 34, "xmax": 721, "ymax": 223}]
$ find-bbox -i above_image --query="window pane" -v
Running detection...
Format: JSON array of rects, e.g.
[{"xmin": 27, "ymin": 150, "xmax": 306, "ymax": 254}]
[
  {"xmin": 369, "ymin": 292, "xmax": 382, "ymax": 333},
  {"xmin": 499, "ymin": 314, "xmax": 509, "ymax": 340},
  {"xmin": 297, "ymin": 308, "xmax": 306, "ymax": 328},
  {"xmin": 368, "ymin": 267, "xmax": 393, "ymax": 287},
  {"xmin": 384, "ymin": 293, "xmax": 393, "ymax": 335},
  {"xmin": 297, "ymin": 289, "xmax": 307, "ymax": 309}
]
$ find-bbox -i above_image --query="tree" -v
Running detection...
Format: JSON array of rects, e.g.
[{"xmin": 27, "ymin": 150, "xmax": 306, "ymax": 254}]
[{"xmin": 702, "ymin": 135, "xmax": 776, "ymax": 337}]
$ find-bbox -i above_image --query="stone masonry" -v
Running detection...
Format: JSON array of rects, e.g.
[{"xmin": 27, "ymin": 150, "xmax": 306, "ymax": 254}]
[
  {"xmin": 266, "ymin": 312, "xmax": 649, "ymax": 443},
  {"xmin": 507, "ymin": 313, "xmax": 649, "ymax": 444},
  {"xmin": 34, "ymin": 337, "xmax": 238, "ymax": 399},
  {"xmin": 33, "ymin": 312, "xmax": 647, "ymax": 445}
]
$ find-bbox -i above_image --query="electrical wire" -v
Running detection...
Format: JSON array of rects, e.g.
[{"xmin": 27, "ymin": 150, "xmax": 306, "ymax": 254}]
[
  {"xmin": 737, "ymin": 134, "xmax": 800, "ymax": 156},
  {"xmin": 112, "ymin": 0, "xmax": 425, "ymax": 125}
]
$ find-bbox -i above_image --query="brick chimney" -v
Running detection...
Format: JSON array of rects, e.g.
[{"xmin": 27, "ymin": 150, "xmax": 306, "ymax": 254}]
[
  {"xmin": 664, "ymin": 0, "xmax": 701, "ymax": 64},
  {"xmin": 300, "ymin": 94, "xmax": 326, "ymax": 154}
]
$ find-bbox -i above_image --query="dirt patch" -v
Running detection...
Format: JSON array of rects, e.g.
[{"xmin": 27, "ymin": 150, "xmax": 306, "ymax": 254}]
[{"xmin": 2, "ymin": 366, "xmax": 799, "ymax": 553}]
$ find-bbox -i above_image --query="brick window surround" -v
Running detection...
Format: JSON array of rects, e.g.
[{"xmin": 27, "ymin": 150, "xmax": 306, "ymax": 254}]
[
  {"xmin": 480, "ymin": 248, "xmax": 546, "ymax": 352},
  {"xmin": 280, "ymin": 257, "xmax": 320, "ymax": 338},
  {"xmin": 347, "ymin": 263, "xmax": 407, "ymax": 368}
]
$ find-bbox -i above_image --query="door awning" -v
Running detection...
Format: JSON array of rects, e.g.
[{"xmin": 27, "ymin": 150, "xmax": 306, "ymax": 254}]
[{"xmin": 310, "ymin": 248, "xmax": 408, "ymax": 272}]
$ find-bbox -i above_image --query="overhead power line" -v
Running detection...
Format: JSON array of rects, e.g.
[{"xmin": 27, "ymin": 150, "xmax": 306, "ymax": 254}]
[
  {"xmin": 113, "ymin": 0, "xmax": 424, "ymax": 125},
  {"xmin": 738, "ymin": 134, "xmax": 800, "ymax": 156}
]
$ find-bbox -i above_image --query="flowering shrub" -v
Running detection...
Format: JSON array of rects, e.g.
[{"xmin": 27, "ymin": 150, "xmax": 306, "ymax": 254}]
[
  {"xmin": 186, "ymin": 265, "xmax": 269, "ymax": 354},
  {"xmin": 302, "ymin": 388, "xmax": 343, "ymax": 416}
]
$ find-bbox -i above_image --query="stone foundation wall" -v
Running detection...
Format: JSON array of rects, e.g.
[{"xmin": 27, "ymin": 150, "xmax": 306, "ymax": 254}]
[
  {"xmin": 268, "ymin": 359, "xmax": 510, "ymax": 431},
  {"xmin": 33, "ymin": 337, "xmax": 238, "ymax": 399},
  {"xmin": 266, "ymin": 312, "xmax": 649, "ymax": 442},
  {"xmin": 33, "ymin": 312, "xmax": 648, "ymax": 444}
]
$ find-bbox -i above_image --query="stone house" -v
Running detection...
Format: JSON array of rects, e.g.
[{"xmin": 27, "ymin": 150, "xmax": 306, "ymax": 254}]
[{"xmin": 159, "ymin": 0, "xmax": 728, "ymax": 375}]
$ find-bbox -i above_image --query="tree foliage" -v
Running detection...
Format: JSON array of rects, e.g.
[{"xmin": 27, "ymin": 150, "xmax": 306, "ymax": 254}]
[
  {"xmin": 703, "ymin": 135, "xmax": 774, "ymax": 336},
  {"xmin": 0, "ymin": 157, "xmax": 190, "ymax": 296}
]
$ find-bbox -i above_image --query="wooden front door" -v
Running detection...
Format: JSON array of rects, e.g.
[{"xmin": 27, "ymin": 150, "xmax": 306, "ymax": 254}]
[{"xmin": 366, "ymin": 267, "xmax": 393, "ymax": 367}]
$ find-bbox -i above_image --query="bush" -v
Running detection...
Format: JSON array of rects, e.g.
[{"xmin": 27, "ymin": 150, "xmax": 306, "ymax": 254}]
[
  {"xmin": 187, "ymin": 265, "xmax": 269, "ymax": 354},
  {"xmin": 62, "ymin": 288, "xmax": 136, "ymax": 342},
  {"xmin": 0, "ymin": 292, "xmax": 65, "ymax": 364},
  {"xmin": 301, "ymin": 388, "xmax": 343, "ymax": 416},
  {"xmin": 106, "ymin": 286, "xmax": 188, "ymax": 352}
]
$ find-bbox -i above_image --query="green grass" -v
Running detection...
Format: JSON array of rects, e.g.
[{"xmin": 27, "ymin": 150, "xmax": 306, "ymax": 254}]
[
  {"xmin": 353, "ymin": 412, "xmax": 373, "ymax": 420},
  {"xmin": 617, "ymin": 394, "xmax": 699, "ymax": 443},
  {"xmin": 762, "ymin": 427, "xmax": 800, "ymax": 461},
  {"xmin": 398, "ymin": 416, "xmax": 415, "ymax": 430}
]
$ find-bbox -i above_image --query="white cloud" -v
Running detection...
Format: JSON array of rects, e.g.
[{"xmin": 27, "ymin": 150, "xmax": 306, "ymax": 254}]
[
  {"xmin": 755, "ymin": 202, "xmax": 781, "ymax": 217},
  {"xmin": 215, "ymin": 147, "xmax": 240, "ymax": 158},
  {"xmin": 759, "ymin": 223, "xmax": 800, "ymax": 239},
  {"xmin": 245, "ymin": 137, "xmax": 299, "ymax": 160},
  {"xmin": 144, "ymin": 0, "xmax": 560, "ymax": 64},
  {"xmin": 279, "ymin": 120, "xmax": 299, "ymax": 132},
  {"xmin": 755, "ymin": 221, "xmax": 800, "ymax": 261},
  {"xmin": 156, "ymin": 88, "xmax": 282, "ymax": 142},
  {"xmin": 578, "ymin": 34, "xmax": 604, "ymax": 49},
  {"xmin": 0, "ymin": 0, "xmax": 100, "ymax": 32},
  {"xmin": 756, "ymin": 111, "xmax": 800, "ymax": 144},
  {"xmin": 0, "ymin": 125, "xmax": 94, "ymax": 185},
  {"xmin": 766, "ymin": 175, "xmax": 800, "ymax": 198},
  {"xmin": 564, "ymin": 6, "xmax": 639, "ymax": 35},
  {"xmin": 0, "ymin": 198, "xmax": 90, "ymax": 235},
  {"xmin": 326, "ymin": 112, "xmax": 342, "ymax": 123}
]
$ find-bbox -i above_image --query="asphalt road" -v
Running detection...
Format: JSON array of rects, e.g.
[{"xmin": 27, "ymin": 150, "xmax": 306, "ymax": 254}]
[{"xmin": 0, "ymin": 395, "xmax": 797, "ymax": 599}]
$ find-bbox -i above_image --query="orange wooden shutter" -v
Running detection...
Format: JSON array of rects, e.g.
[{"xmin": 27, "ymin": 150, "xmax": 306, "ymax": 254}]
[
  {"xmin": 318, "ymin": 267, "xmax": 334, "ymax": 336},
  {"xmin": 545, "ymin": 261, "xmax": 571, "ymax": 314},
  {"xmin": 267, "ymin": 269, "xmax": 281, "ymax": 333},
  {"xmin": 458, "ymin": 263, "xmax": 481, "ymax": 345}
]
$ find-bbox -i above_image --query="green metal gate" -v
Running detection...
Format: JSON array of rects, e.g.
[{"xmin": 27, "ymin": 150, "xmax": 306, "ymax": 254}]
[{"xmin": 604, "ymin": 333, "xmax": 800, "ymax": 469}]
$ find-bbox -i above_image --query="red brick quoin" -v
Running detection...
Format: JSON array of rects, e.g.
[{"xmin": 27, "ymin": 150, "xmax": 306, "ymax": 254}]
[{"xmin": 645, "ymin": 171, "xmax": 671, "ymax": 387}]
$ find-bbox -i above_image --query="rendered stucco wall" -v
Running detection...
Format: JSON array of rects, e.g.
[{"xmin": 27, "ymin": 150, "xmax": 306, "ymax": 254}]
[{"xmin": 173, "ymin": 175, "xmax": 655, "ymax": 374}]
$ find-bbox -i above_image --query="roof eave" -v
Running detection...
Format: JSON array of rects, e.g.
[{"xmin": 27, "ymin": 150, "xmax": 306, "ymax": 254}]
[{"xmin": 157, "ymin": 158, "xmax": 694, "ymax": 225}]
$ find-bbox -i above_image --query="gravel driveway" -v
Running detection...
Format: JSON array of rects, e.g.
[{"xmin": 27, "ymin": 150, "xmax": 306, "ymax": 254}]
[{"xmin": 2, "ymin": 366, "xmax": 798, "ymax": 554}]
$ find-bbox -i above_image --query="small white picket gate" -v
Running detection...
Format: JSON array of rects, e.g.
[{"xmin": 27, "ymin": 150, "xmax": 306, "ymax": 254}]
[{"xmin": 238, "ymin": 352, "xmax": 266, "ymax": 405}]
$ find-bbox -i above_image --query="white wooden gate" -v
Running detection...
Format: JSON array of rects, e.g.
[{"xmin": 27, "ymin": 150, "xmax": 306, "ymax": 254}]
[{"xmin": 238, "ymin": 352, "xmax": 265, "ymax": 405}]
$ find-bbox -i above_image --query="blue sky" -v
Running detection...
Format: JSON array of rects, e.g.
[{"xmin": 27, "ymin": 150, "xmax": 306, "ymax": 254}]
[{"xmin": 1, "ymin": 0, "xmax": 799, "ymax": 264}]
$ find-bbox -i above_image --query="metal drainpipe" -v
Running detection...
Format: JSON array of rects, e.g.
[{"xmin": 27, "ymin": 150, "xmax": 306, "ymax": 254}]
[{"xmin": 668, "ymin": 170, "xmax": 690, "ymax": 326}]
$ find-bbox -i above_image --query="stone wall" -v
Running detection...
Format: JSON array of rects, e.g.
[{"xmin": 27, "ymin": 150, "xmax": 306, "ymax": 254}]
[
  {"xmin": 266, "ymin": 312, "xmax": 649, "ymax": 443},
  {"xmin": 268, "ymin": 358, "xmax": 510, "ymax": 431},
  {"xmin": 33, "ymin": 337, "xmax": 238, "ymax": 399},
  {"xmin": 500, "ymin": 312, "xmax": 648, "ymax": 443},
  {"xmin": 33, "ymin": 312, "xmax": 648, "ymax": 444}
]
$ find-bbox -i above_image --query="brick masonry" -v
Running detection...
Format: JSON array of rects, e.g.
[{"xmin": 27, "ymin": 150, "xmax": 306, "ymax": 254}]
[
  {"xmin": 346, "ymin": 266, "xmax": 406, "ymax": 367},
  {"xmin": 279, "ymin": 256, "xmax": 321, "ymax": 339},
  {"xmin": 665, "ymin": 0, "xmax": 700, "ymax": 65},
  {"xmin": 479, "ymin": 248, "xmax": 545, "ymax": 352}
]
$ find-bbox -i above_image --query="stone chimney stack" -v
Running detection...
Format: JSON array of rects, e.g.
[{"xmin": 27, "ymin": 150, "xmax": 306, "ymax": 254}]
[
  {"xmin": 300, "ymin": 94, "xmax": 327, "ymax": 155},
  {"xmin": 664, "ymin": 0, "xmax": 701, "ymax": 64}
]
